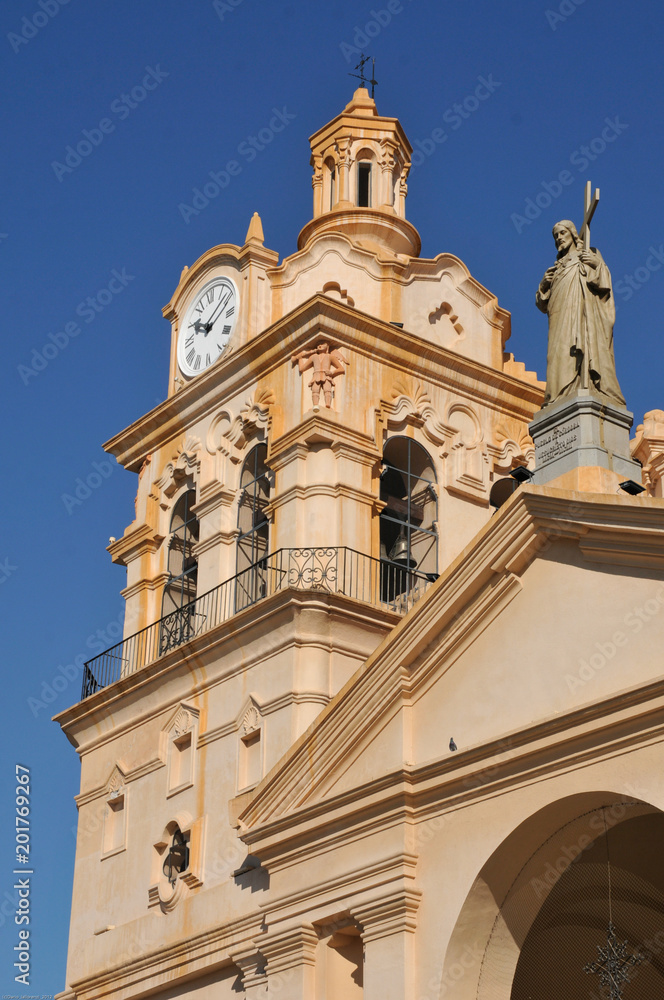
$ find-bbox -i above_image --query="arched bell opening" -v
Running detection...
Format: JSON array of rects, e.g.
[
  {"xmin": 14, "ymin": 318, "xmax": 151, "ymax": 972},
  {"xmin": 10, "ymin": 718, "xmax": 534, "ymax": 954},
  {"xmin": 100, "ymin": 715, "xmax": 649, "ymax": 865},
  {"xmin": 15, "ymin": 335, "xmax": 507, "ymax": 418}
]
[
  {"xmin": 162, "ymin": 489, "xmax": 199, "ymax": 615},
  {"xmin": 235, "ymin": 444, "xmax": 271, "ymax": 611},
  {"xmin": 159, "ymin": 489, "xmax": 200, "ymax": 652},
  {"xmin": 355, "ymin": 147, "xmax": 376, "ymax": 208},
  {"xmin": 379, "ymin": 436, "xmax": 437, "ymax": 603}
]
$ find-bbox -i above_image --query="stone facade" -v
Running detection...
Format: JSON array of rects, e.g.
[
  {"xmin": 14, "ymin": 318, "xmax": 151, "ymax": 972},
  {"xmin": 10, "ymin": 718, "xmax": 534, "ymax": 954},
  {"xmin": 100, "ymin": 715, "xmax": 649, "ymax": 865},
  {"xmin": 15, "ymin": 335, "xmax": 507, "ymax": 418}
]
[{"xmin": 55, "ymin": 90, "xmax": 664, "ymax": 1000}]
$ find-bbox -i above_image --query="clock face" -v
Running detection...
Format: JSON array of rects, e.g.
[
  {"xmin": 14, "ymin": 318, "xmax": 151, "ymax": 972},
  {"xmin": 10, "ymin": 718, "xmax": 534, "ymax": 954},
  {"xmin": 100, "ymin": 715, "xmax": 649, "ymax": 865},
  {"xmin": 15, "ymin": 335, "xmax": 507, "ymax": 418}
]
[{"xmin": 178, "ymin": 276, "xmax": 239, "ymax": 377}]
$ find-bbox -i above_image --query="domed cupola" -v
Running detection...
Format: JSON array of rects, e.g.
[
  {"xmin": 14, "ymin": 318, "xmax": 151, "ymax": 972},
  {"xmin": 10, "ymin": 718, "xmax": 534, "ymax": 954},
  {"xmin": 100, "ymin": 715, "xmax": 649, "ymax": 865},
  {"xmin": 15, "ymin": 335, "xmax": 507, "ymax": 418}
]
[{"xmin": 298, "ymin": 87, "xmax": 421, "ymax": 258}]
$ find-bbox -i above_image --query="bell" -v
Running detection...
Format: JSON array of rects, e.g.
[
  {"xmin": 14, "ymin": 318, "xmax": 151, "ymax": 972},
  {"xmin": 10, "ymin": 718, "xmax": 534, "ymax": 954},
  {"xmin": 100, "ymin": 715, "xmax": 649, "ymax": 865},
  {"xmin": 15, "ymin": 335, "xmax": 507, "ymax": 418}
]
[
  {"xmin": 388, "ymin": 529, "xmax": 417, "ymax": 568},
  {"xmin": 163, "ymin": 829, "xmax": 189, "ymax": 883}
]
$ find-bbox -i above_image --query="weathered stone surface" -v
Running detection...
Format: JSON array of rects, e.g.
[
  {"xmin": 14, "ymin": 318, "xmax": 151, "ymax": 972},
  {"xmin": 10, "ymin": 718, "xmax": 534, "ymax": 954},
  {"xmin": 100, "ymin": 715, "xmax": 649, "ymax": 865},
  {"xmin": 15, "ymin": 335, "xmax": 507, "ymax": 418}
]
[{"xmin": 530, "ymin": 390, "xmax": 641, "ymax": 485}]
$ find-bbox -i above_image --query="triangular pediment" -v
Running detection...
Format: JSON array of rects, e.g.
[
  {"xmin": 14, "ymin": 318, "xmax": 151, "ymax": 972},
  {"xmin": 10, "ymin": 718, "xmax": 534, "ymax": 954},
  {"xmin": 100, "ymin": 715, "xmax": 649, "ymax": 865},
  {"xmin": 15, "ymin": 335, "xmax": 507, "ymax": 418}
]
[{"xmin": 237, "ymin": 487, "xmax": 664, "ymax": 841}]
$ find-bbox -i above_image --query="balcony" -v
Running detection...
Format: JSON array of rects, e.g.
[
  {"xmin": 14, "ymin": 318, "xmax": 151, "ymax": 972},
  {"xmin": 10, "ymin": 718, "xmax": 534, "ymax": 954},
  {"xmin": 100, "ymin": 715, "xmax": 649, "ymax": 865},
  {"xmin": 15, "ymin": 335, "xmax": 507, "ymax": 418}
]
[{"xmin": 81, "ymin": 547, "xmax": 435, "ymax": 700}]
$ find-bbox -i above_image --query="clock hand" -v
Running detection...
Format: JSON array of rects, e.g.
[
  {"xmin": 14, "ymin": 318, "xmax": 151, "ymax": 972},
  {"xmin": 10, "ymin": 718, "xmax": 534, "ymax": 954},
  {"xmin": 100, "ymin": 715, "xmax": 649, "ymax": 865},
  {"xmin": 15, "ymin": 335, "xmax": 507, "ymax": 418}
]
[{"xmin": 206, "ymin": 291, "xmax": 231, "ymax": 329}]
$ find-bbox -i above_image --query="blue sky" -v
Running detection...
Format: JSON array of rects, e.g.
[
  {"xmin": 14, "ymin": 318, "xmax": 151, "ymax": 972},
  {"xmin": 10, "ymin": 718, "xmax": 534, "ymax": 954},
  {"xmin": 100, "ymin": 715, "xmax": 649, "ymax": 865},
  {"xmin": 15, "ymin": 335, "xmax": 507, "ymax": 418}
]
[{"xmin": 2, "ymin": 0, "xmax": 663, "ymax": 990}]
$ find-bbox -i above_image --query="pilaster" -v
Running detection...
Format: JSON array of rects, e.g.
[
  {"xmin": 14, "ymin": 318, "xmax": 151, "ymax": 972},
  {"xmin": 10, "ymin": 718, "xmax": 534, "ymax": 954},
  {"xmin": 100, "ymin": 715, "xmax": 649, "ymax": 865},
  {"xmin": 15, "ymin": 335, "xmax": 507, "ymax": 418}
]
[
  {"xmin": 351, "ymin": 888, "xmax": 422, "ymax": 1000},
  {"xmin": 311, "ymin": 154, "xmax": 323, "ymax": 218},
  {"xmin": 231, "ymin": 948, "xmax": 268, "ymax": 999},
  {"xmin": 191, "ymin": 484, "xmax": 239, "ymax": 592},
  {"xmin": 260, "ymin": 924, "xmax": 318, "ymax": 1000},
  {"xmin": 268, "ymin": 413, "xmax": 380, "ymax": 552},
  {"xmin": 109, "ymin": 523, "xmax": 164, "ymax": 634},
  {"xmin": 336, "ymin": 137, "xmax": 352, "ymax": 207},
  {"xmin": 379, "ymin": 138, "xmax": 398, "ymax": 209}
]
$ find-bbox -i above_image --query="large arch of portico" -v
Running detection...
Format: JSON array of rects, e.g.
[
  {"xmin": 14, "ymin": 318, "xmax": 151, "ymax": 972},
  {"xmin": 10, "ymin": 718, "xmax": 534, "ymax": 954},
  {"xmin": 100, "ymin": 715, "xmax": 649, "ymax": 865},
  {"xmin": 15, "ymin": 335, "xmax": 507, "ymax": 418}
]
[{"xmin": 439, "ymin": 791, "xmax": 664, "ymax": 1000}]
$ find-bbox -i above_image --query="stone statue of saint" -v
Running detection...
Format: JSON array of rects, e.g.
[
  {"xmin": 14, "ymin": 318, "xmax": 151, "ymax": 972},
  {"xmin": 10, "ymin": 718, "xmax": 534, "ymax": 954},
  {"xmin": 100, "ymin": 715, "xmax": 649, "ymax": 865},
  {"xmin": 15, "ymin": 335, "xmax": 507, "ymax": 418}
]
[{"xmin": 536, "ymin": 220, "xmax": 625, "ymax": 407}]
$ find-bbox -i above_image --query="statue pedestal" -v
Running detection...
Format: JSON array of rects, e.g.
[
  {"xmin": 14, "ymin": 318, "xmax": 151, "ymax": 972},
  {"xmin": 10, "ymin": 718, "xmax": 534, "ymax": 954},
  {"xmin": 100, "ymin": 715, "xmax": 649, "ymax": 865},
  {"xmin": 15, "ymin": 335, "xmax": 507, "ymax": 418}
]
[{"xmin": 529, "ymin": 391, "xmax": 642, "ymax": 487}]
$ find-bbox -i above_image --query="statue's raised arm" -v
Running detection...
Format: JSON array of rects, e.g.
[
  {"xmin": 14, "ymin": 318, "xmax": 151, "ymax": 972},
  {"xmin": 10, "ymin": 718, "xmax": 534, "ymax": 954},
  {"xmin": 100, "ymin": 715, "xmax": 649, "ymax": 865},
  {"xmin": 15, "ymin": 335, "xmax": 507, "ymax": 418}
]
[{"xmin": 536, "ymin": 219, "xmax": 625, "ymax": 407}]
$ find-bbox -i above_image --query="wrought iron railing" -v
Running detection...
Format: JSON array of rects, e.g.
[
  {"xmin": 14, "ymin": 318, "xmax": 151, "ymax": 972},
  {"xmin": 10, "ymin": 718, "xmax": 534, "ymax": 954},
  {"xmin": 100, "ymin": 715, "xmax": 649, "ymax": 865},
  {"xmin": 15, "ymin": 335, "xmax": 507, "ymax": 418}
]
[{"xmin": 81, "ymin": 547, "xmax": 434, "ymax": 699}]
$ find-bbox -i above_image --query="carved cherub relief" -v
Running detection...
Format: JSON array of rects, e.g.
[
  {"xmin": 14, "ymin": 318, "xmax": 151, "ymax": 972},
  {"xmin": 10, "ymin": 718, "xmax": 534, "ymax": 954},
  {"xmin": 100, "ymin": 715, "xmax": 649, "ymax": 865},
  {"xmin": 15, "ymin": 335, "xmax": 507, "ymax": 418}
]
[{"xmin": 292, "ymin": 341, "xmax": 347, "ymax": 409}]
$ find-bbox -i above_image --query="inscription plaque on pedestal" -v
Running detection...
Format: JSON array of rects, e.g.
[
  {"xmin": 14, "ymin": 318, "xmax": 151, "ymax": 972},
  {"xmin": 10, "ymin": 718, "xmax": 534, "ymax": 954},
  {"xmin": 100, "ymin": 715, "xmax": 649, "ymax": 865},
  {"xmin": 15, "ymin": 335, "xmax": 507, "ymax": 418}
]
[{"xmin": 529, "ymin": 392, "xmax": 640, "ymax": 484}]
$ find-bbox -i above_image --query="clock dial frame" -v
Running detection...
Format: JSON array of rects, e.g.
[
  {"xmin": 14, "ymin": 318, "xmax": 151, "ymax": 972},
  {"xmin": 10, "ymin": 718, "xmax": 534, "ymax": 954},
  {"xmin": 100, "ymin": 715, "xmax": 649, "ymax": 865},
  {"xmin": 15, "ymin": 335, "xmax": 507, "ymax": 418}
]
[{"xmin": 178, "ymin": 276, "xmax": 239, "ymax": 378}]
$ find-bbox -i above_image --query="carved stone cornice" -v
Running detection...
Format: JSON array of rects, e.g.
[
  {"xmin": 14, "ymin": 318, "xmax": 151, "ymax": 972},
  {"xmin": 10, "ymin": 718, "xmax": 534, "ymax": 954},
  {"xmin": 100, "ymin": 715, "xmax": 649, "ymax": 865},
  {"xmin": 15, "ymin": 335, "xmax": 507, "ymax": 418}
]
[
  {"xmin": 269, "ymin": 411, "xmax": 379, "ymax": 469},
  {"xmin": 351, "ymin": 887, "xmax": 422, "ymax": 942},
  {"xmin": 108, "ymin": 523, "xmax": 163, "ymax": 567},
  {"xmin": 194, "ymin": 483, "xmax": 236, "ymax": 516},
  {"xmin": 68, "ymin": 911, "xmax": 264, "ymax": 1000},
  {"xmin": 105, "ymin": 294, "xmax": 543, "ymax": 471},
  {"xmin": 193, "ymin": 527, "xmax": 239, "ymax": 558},
  {"xmin": 260, "ymin": 924, "xmax": 318, "ymax": 976},
  {"xmin": 120, "ymin": 572, "xmax": 168, "ymax": 602},
  {"xmin": 266, "ymin": 482, "xmax": 379, "ymax": 516}
]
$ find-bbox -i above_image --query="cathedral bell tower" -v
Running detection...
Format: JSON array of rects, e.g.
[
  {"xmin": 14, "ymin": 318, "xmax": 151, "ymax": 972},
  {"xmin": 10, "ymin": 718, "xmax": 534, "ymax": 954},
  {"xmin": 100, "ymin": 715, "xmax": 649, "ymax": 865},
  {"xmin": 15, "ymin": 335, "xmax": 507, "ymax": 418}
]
[
  {"xmin": 299, "ymin": 86, "xmax": 421, "ymax": 258},
  {"xmin": 55, "ymin": 88, "xmax": 543, "ymax": 1000}
]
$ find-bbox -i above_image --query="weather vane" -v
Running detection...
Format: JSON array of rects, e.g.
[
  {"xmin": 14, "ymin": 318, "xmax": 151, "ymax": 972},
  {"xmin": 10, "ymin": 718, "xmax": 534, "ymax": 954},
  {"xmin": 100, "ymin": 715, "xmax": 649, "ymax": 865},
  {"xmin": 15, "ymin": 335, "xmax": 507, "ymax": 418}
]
[{"xmin": 349, "ymin": 54, "xmax": 377, "ymax": 98}]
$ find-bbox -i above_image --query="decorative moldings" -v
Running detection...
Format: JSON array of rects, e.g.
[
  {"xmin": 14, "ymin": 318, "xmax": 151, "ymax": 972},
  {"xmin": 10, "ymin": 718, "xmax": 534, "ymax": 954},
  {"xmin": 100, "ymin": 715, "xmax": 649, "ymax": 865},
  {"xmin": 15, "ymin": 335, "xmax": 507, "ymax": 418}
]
[
  {"xmin": 101, "ymin": 765, "xmax": 128, "ymax": 859},
  {"xmin": 631, "ymin": 409, "xmax": 664, "ymax": 497},
  {"xmin": 149, "ymin": 814, "xmax": 205, "ymax": 913},
  {"xmin": 107, "ymin": 767, "xmax": 126, "ymax": 797},
  {"xmin": 172, "ymin": 707, "xmax": 193, "ymax": 737},
  {"xmin": 378, "ymin": 136, "xmax": 399, "ymax": 173},
  {"xmin": 390, "ymin": 377, "xmax": 432, "ymax": 423},
  {"xmin": 242, "ymin": 706, "xmax": 261, "ymax": 736},
  {"xmin": 206, "ymin": 390, "xmax": 275, "ymax": 463},
  {"xmin": 163, "ymin": 703, "xmax": 198, "ymax": 740},
  {"xmin": 134, "ymin": 453, "xmax": 152, "ymax": 512},
  {"xmin": 292, "ymin": 341, "xmax": 347, "ymax": 410},
  {"xmin": 382, "ymin": 377, "xmax": 453, "ymax": 450},
  {"xmin": 260, "ymin": 924, "xmax": 319, "ymax": 976},
  {"xmin": 311, "ymin": 153, "xmax": 323, "ymax": 182},
  {"xmin": 231, "ymin": 949, "xmax": 268, "ymax": 993},
  {"xmin": 155, "ymin": 436, "xmax": 201, "ymax": 503},
  {"xmin": 237, "ymin": 698, "xmax": 264, "ymax": 792},
  {"xmin": 351, "ymin": 888, "xmax": 422, "ymax": 943},
  {"xmin": 445, "ymin": 403, "xmax": 489, "ymax": 501},
  {"xmin": 239, "ymin": 389, "xmax": 275, "ymax": 436},
  {"xmin": 321, "ymin": 281, "xmax": 355, "ymax": 308},
  {"xmin": 147, "ymin": 874, "xmax": 186, "ymax": 913},
  {"xmin": 489, "ymin": 419, "xmax": 536, "ymax": 476},
  {"xmin": 428, "ymin": 300, "xmax": 464, "ymax": 345},
  {"xmin": 76, "ymin": 758, "xmax": 163, "ymax": 807},
  {"xmin": 382, "ymin": 383, "xmax": 491, "ymax": 501},
  {"xmin": 163, "ymin": 703, "xmax": 199, "ymax": 796},
  {"xmin": 108, "ymin": 522, "xmax": 164, "ymax": 567}
]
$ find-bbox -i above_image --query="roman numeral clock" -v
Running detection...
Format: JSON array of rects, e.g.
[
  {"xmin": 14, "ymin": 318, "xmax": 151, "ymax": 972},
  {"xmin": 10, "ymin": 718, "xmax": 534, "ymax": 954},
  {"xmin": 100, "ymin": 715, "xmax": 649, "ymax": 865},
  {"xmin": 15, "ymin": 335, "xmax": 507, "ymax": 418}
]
[{"xmin": 177, "ymin": 276, "xmax": 238, "ymax": 377}]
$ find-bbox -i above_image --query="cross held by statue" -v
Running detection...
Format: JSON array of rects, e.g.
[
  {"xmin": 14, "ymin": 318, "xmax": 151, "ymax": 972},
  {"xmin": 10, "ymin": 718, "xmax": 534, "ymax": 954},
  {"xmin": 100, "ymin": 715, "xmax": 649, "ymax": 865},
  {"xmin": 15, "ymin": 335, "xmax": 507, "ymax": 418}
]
[{"xmin": 579, "ymin": 180, "xmax": 600, "ymax": 250}]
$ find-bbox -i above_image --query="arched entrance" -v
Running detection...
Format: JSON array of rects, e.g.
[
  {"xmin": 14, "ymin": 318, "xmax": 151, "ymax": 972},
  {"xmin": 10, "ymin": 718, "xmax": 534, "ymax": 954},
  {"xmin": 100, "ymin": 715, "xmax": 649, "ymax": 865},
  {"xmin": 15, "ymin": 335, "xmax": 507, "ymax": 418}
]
[{"xmin": 441, "ymin": 794, "xmax": 664, "ymax": 1000}]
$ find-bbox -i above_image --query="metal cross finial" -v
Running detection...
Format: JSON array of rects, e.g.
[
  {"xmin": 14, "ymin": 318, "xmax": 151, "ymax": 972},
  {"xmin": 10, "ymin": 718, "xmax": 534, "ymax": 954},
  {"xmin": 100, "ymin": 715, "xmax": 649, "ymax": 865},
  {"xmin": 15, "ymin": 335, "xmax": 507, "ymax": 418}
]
[
  {"xmin": 349, "ymin": 54, "xmax": 378, "ymax": 98},
  {"xmin": 579, "ymin": 179, "xmax": 600, "ymax": 250},
  {"xmin": 584, "ymin": 922, "xmax": 644, "ymax": 1000}
]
